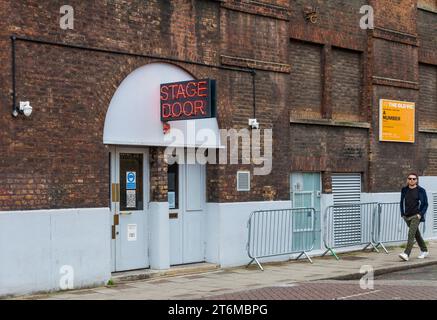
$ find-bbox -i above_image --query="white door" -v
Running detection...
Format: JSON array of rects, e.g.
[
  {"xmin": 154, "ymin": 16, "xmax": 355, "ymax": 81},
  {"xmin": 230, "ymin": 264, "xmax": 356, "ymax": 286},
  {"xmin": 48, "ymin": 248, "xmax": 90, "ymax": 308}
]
[
  {"xmin": 290, "ymin": 172, "xmax": 322, "ymax": 250},
  {"xmin": 110, "ymin": 147, "xmax": 149, "ymax": 272},
  {"xmin": 169, "ymin": 149, "xmax": 206, "ymax": 265}
]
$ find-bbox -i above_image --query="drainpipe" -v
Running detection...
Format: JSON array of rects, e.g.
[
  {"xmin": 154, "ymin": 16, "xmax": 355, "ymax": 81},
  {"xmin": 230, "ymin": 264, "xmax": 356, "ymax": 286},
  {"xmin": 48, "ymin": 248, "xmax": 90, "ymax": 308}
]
[
  {"xmin": 10, "ymin": 35, "xmax": 261, "ymax": 121},
  {"xmin": 251, "ymin": 69, "xmax": 256, "ymax": 119},
  {"xmin": 11, "ymin": 36, "xmax": 18, "ymax": 117}
]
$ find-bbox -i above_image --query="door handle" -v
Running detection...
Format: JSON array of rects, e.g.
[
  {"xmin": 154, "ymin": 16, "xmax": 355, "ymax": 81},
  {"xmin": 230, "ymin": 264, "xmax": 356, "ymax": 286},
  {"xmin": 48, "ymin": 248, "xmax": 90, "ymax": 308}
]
[{"xmin": 120, "ymin": 211, "xmax": 132, "ymax": 216}]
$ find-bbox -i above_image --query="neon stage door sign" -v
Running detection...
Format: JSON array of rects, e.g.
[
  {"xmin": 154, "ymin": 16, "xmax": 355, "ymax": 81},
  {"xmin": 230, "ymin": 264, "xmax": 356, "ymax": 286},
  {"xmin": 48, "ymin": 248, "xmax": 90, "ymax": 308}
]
[{"xmin": 160, "ymin": 79, "xmax": 216, "ymax": 121}]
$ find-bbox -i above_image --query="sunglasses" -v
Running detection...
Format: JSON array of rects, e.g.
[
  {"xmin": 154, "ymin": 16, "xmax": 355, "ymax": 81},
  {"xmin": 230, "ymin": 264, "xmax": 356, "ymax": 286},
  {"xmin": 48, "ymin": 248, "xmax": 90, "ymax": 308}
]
[{"xmin": 408, "ymin": 177, "xmax": 417, "ymax": 180}]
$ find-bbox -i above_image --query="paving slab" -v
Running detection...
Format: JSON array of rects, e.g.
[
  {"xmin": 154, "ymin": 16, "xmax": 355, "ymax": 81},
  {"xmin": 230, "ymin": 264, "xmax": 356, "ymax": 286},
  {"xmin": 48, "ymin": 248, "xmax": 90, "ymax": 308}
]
[{"xmin": 11, "ymin": 241, "xmax": 437, "ymax": 300}]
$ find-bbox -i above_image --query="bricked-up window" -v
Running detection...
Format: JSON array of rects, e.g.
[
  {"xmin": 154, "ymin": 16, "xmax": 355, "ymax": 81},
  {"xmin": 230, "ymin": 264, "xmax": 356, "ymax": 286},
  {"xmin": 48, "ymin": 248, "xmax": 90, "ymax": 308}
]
[
  {"xmin": 289, "ymin": 40, "xmax": 323, "ymax": 119},
  {"xmin": 419, "ymin": 64, "xmax": 437, "ymax": 129},
  {"xmin": 331, "ymin": 48, "xmax": 362, "ymax": 122},
  {"xmin": 418, "ymin": 9, "xmax": 437, "ymax": 55}
]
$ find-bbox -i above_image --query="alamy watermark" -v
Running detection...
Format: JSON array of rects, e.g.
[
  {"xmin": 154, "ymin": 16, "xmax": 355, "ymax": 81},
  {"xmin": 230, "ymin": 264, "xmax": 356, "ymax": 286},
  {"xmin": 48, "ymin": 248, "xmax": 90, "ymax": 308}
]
[
  {"xmin": 59, "ymin": 265, "xmax": 74, "ymax": 290},
  {"xmin": 60, "ymin": 5, "xmax": 74, "ymax": 30},
  {"xmin": 359, "ymin": 265, "xmax": 374, "ymax": 290},
  {"xmin": 163, "ymin": 124, "xmax": 272, "ymax": 176},
  {"xmin": 360, "ymin": 5, "xmax": 374, "ymax": 30}
]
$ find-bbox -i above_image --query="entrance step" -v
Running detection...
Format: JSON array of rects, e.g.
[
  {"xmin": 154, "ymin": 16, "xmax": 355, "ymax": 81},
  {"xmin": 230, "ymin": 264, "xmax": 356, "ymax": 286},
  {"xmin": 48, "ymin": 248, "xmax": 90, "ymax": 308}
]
[{"xmin": 111, "ymin": 263, "xmax": 220, "ymax": 283}]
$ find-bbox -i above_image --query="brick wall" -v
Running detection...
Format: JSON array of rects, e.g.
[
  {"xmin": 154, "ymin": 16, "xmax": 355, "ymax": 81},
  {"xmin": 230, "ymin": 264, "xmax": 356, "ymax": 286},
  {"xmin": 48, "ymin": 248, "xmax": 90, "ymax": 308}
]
[
  {"xmin": 290, "ymin": 124, "xmax": 368, "ymax": 192},
  {"xmin": 0, "ymin": 0, "xmax": 223, "ymax": 210},
  {"xmin": 289, "ymin": 40, "xmax": 323, "ymax": 120},
  {"xmin": 422, "ymin": 134, "xmax": 437, "ymax": 176},
  {"xmin": 220, "ymin": 9, "xmax": 288, "ymax": 64},
  {"xmin": 149, "ymin": 147, "xmax": 168, "ymax": 202},
  {"xmin": 289, "ymin": 0, "xmax": 367, "ymax": 49},
  {"xmin": 418, "ymin": 64, "xmax": 437, "ymax": 129},
  {"xmin": 418, "ymin": 8, "xmax": 437, "ymax": 64},
  {"xmin": 0, "ymin": 0, "xmax": 436, "ymax": 209},
  {"xmin": 370, "ymin": 0, "xmax": 418, "ymax": 35},
  {"xmin": 373, "ymin": 39, "xmax": 419, "ymax": 83},
  {"xmin": 331, "ymin": 48, "xmax": 363, "ymax": 122}
]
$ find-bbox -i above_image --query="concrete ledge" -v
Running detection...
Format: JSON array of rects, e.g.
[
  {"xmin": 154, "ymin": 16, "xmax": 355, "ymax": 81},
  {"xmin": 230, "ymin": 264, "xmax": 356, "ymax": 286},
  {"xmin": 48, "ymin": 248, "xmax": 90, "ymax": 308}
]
[
  {"xmin": 321, "ymin": 259, "xmax": 437, "ymax": 281},
  {"xmin": 290, "ymin": 118, "xmax": 370, "ymax": 129},
  {"xmin": 419, "ymin": 127, "xmax": 437, "ymax": 134},
  {"xmin": 112, "ymin": 263, "xmax": 220, "ymax": 283},
  {"xmin": 221, "ymin": 55, "xmax": 291, "ymax": 73},
  {"xmin": 418, "ymin": 3, "xmax": 437, "ymax": 13}
]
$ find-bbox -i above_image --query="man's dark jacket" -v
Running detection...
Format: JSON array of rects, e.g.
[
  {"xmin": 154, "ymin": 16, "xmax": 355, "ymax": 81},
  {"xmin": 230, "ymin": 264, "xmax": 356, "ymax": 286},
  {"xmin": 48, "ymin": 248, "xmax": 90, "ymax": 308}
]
[{"xmin": 400, "ymin": 185, "xmax": 428, "ymax": 222}]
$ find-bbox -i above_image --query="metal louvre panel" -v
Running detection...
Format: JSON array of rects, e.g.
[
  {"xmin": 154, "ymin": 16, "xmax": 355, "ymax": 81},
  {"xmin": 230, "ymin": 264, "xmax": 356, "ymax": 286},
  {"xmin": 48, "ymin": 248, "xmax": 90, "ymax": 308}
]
[
  {"xmin": 237, "ymin": 171, "xmax": 250, "ymax": 191},
  {"xmin": 332, "ymin": 174, "xmax": 362, "ymax": 246},
  {"xmin": 433, "ymin": 194, "xmax": 437, "ymax": 234}
]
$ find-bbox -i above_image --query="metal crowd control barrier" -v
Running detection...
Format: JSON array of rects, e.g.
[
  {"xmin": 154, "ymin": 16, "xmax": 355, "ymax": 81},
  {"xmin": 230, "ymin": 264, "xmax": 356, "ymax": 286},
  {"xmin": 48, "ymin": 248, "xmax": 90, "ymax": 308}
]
[
  {"xmin": 247, "ymin": 208, "xmax": 316, "ymax": 271},
  {"xmin": 323, "ymin": 203, "xmax": 379, "ymax": 260},
  {"xmin": 373, "ymin": 202, "xmax": 426, "ymax": 254}
]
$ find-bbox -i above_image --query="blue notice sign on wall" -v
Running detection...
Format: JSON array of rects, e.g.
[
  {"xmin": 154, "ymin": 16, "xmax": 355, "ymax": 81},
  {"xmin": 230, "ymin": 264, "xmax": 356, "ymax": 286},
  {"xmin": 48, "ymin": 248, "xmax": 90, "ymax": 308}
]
[{"xmin": 126, "ymin": 171, "xmax": 136, "ymax": 190}]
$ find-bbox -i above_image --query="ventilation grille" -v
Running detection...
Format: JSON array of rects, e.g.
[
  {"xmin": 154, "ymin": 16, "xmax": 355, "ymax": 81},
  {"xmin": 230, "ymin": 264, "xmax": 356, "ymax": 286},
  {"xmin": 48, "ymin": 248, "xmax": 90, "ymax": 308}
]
[
  {"xmin": 332, "ymin": 174, "xmax": 361, "ymax": 205},
  {"xmin": 332, "ymin": 174, "xmax": 362, "ymax": 246},
  {"xmin": 237, "ymin": 171, "xmax": 250, "ymax": 191},
  {"xmin": 433, "ymin": 193, "xmax": 437, "ymax": 234}
]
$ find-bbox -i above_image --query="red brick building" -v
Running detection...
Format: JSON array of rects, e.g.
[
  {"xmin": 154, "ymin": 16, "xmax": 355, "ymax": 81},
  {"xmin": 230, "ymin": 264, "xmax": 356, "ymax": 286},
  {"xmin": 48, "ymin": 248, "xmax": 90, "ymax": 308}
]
[{"xmin": 0, "ymin": 0, "xmax": 436, "ymax": 296}]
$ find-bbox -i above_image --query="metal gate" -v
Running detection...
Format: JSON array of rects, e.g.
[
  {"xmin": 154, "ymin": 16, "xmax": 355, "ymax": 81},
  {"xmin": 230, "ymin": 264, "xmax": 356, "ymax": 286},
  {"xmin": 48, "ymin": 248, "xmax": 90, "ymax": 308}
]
[
  {"xmin": 247, "ymin": 208, "xmax": 316, "ymax": 271},
  {"xmin": 323, "ymin": 202, "xmax": 379, "ymax": 260}
]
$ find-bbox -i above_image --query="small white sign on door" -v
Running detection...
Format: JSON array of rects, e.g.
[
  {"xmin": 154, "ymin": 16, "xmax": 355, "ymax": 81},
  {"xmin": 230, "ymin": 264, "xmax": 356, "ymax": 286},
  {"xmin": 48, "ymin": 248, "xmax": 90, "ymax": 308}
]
[
  {"xmin": 126, "ymin": 189, "xmax": 136, "ymax": 208},
  {"xmin": 127, "ymin": 224, "xmax": 137, "ymax": 242}
]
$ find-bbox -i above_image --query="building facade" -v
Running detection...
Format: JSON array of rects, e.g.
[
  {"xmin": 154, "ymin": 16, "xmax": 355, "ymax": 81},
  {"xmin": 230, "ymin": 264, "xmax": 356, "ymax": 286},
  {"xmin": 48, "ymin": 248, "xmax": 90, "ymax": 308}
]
[{"xmin": 0, "ymin": 0, "xmax": 436, "ymax": 296}]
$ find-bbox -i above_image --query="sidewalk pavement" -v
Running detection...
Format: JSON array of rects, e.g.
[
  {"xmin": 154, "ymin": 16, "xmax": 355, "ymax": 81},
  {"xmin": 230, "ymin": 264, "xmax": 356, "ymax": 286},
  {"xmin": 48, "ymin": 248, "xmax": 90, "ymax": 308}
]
[{"xmin": 17, "ymin": 240, "xmax": 437, "ymax": 300}]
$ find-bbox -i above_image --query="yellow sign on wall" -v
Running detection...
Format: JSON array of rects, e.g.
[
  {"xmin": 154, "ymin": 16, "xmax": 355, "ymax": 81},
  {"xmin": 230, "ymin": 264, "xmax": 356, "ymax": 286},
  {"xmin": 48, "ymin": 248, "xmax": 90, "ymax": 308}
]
[{"xmin": 379, "ymin": 99, "xmax": 415, "ymax": 143}]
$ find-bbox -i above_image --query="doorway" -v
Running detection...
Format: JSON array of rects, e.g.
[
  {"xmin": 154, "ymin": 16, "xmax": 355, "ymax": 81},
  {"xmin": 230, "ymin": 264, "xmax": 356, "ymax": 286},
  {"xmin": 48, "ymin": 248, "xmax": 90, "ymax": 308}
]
[
  {"xmin": 110, "ymin": 147, "xmax": 149, "ymax": 272},
  {"xmin": 168, "ymin": 149, "xmax": 206, "ymax": 265},
  {"xmin": 290, "ymin": 172, "xmax": 322, "ymax": 250}
]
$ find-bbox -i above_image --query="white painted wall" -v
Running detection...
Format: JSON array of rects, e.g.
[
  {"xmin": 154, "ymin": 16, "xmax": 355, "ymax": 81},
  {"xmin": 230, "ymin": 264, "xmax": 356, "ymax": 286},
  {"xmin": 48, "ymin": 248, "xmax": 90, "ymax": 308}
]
[
  {"xmin": 0, "ymin": 208, "xmax": 111, "ymax": 297},
  {"xmin": 205, "ymin": 188, "xmax": 437, "ymax": 268},
  {"xmin": 361, "ymin": 192, "xmax": 399, "ymax": 203},
  {"xmin": 149, "ymin": 202, "xmax": 170, "ymax": 269},
  {"xmin": 205, "ymin": 201, "xmax": 292, "ymax": 268}
]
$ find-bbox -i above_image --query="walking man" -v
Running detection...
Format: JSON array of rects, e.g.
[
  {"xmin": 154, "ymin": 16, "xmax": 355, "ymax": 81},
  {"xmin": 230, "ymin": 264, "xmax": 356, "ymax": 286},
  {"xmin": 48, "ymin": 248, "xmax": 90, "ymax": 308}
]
[{"xmin": 399, "ymin": 173, "xmax": 429, "ymax": 261}]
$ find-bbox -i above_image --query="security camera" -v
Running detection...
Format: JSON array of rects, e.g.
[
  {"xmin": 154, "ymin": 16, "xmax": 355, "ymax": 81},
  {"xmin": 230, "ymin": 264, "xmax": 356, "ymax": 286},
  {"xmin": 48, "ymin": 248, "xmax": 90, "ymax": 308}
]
[
  {"xmin": 19, "ymin": 101, "xmax": 32, "ymax": 117},
  {"xmin": 248, "ymin": 118, "xmax": 259, "ymax": 129}
]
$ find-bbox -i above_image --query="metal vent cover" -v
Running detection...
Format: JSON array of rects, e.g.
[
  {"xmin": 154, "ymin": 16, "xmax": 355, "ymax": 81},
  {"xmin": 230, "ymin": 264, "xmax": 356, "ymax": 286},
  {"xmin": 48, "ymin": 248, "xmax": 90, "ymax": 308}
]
[
  {"xmin": 433, "ymin": 193, "xmax": 437, "ymax": 234},
  {"xmin": 237, "ymin": 171, "xmax": 250, "ymax": 191},
  {"xmin": 332, "ymin": 174, "xmax": 362, "ymax": 246}
]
